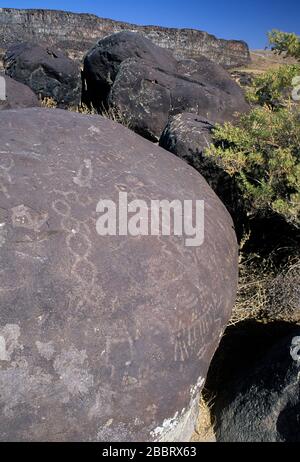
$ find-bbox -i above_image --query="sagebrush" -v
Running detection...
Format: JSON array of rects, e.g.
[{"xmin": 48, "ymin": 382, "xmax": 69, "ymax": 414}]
[{"xmin": 207, "ymin": 105, "xmax": 300, "ymax": 227}]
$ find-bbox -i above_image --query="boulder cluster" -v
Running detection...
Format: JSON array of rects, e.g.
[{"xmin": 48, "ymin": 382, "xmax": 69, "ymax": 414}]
[{"xmin": 82, "ymin": 32, "xmax": 248, "ymax": 141}]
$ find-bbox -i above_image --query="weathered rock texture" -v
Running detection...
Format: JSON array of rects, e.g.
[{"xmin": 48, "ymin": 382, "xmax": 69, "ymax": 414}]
[
  {"xmin": 159, "ymin": 113, "xmax": 215, "ymax": 167},
  {"xmin": 0, "ymin": 108, "xmax": 238, "ymax": 442},
  {"xmin": 83, "ymin": 31, "xmax": 178, "ymax": 110},
  {"xmin": 214, "ymin": 330, "xmax": 300, "ymax": 442},
  {"xmin": 83, "ymin": 32, "xmax": 249, "ymax": 141},
  {"xmin": 0, "ymin": 8, "xmax": 250, "ymax": 68},
  {"xmin": 0, "ymin": 73, "xmax": 40, "ymax": 110},
  {"xmin": 4, "ymin": 42, "xmax": 81, "ymax": 107},
  {"xmin": 159, "ymin": 113, "xmax": 247, "ymax": 236}
]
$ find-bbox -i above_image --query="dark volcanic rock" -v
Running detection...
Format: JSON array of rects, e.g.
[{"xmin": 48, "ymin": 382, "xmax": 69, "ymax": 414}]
[
  {"xmin": 177, "ymin": 56, "xmax": 247, "ymax": 97},
  {"xmin": 3, "ymin": 42, "xmax": 81, "ymax": 107},
  {"xmin": 159, "ymin": 113, "xmax": 246, "ymax": 235},
  {"xmin": 0, "ymin": 74, "xmax": 40, "ymax": 110},
  {"xmin": 213, "ymin": 329, "xmax": 300, "ymax": 442},
  {"xmin": 83, "ymin": 33, "xmax": 249, "ymax": 140},
  {"xmin": 0, "ymin": 108, "xmax": 238, "ymax": 442},
  {"xmin": 159, "ymin": 113, "xmax": 215, "ymax": 170},
  {"xmin": 83, "ymin": 31, "xmax": 177, "ymax": 109},
  {"xmin": 107, "ymin": 55, "xmax": 248, "ymax": 141},
  {"xmin": 0, "ymin": 8, "xmax": 251, "ymax": 68}
]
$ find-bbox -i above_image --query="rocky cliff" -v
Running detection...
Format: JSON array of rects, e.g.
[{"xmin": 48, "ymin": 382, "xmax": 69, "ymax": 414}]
[{"xmin": 0, "ymin": 8, "xmax": 250, "ymax": 68}]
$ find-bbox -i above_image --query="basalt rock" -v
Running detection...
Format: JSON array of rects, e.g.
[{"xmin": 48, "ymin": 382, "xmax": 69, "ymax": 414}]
[
  {"xmin": 82, "ymin": 31, "xmax": 178, "ymax": 109},
  {"xmin": 0, "ymin": 8, "xmax": 251, "ymax": 68},
  {"xmin": 177, "ymin": 56, "xmax": 246, "ymax": 97},
  {"xmin": 0, "ymin": 108, "xmax": 238, "ymax": 442},
  {"xmin": 83, "ymin": 33, "xmax": 248, "ymax": 140},
  {"xmin": 0, "ymin": 73, "xmax": 40, "ymax": 110},
  {"xmin": 106, "ymin": 55, "xmax": 248, "ymax": 141},
  {"xmin": 159, "ymin": 113, "xmax": 215, "ymax": 167},
  {"xmin": 212, "ymin": 327, "xmax": 300, "ymax": 442},
  {"xmin": 159, "ymin": 113, "xmax": 246, "ymax": 236},
  {"xmin": 3, "ymin": 42, "xmax": 81, "ymax": 107}
]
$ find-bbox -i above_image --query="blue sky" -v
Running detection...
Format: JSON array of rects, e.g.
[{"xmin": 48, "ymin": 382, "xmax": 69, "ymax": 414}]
[{"xmin": 2, "ymin": 0, "xmax": 300, "ymax": 49}]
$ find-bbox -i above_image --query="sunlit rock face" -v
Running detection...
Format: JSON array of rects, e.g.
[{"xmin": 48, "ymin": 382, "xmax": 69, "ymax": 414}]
[
  {"xmin": 82, "ymin": 32, "xmax": 249, "ymax": 141},
  {"xmin": 0, "ymin": 108, "xmax": 238, "ymax": 441},
  {"xmin": 0, "ymin": 8, "xmax": 250, "ymax": 69}
]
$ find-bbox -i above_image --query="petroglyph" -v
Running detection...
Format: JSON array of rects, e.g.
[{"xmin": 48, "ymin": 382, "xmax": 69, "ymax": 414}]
[
  {"xmin": 51, "ymin": 189, "xmax": 100, "ymax": 314},
  {"xmin": 88, "ymin": 125, "xmax": 101, "ymax": 135},
  {"xmin": 73, "ymin": 159, "xmax": 93, "ymax": 188},
  {"xmin": 0, "ymin": 108, "xmax": 238, "ymax": 441},
  {"xmin": 173, "ymin": 309, "xmax": 220, "ymax": 362},
  {"xmin": 11, "ymin": 204, "xmax": 48, "ymax": 232}
]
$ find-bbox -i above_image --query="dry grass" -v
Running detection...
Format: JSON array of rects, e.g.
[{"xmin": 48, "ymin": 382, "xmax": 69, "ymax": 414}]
[
  {"xmin": 229, "ymin": 248, "xmax": 300, "ymax": 326},
  {"xmin": 191, "ymin": 392, "xmax": 216, "ymax": 442},
  {"xmin": 100, "ymin": 104, "xmax": 131, "ymax": 129},
  {"xmin": 229, "ymin": 255, "xmax": 273, "ymax": 325},
  {"xmin": 73, "ymin": 102, "xmax": 131, "ymax": 128},
  {"xmin": 40, "ymin": 96, "xmax": 57, "ymax": 108},
  {"xmin": 40, "ymin": 98, "xmax": 131, "ymax": 129},
  {"xmin": 267, "ymin": 258, "xmax": 300, "ymax": 322},
  {"xmin": 70, "ymin": 103, "xmax": 97, "ymax": 114}
]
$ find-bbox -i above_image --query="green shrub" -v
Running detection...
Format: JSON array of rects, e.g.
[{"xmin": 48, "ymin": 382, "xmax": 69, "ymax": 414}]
[
  {"xmin": 268, "ymin": 30, "xmax": 300, "ymax": 60},
  {"xmin": 206, "ymin": 106, "xmax": 300, "ymax": 227},
  {"xmin": 246, "ymin": 64, "xmax": 300, "ymax": 108}
]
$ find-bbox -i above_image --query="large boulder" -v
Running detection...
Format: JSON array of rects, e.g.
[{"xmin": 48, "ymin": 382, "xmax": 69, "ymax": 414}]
[
  {"xmin": 0, "ymin": 108, "xmax": 238, "ymax": 442},
  {"xmin": 83, "ymin": 32, "xmax": 248, "ymax": 141},
  {"xmin": 3, "ymin": 42, "xmax": 81, "ymax": 107},
  {"xmin": 159, "ymin": 112, "xmax": 246, "ymax": 236},
  {"xmin": 0, "ymin": 74, "xmax": 40, "ymax": 110},
  {"xmin": 108, "ymin": 58, "xmax": 248, "ymax": 141},
  {"xmin": 83, "ymin": 31, "xmax": 177, "ymax": 109},
  {"xmin": 213, "ymin": 329, "xmax": 300, "ymax": 442}
]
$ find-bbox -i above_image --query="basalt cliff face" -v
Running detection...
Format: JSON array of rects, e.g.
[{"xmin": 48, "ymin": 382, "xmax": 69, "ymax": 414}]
[{"xmin": 0, "ymin": 8, "xmax": 250, "ymax": 68}]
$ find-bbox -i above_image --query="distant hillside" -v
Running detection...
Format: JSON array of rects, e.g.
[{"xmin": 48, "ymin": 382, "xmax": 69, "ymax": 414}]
[
  {"xmin": 0, "ymin": 8, "xmax": 250, "ymax": 68},
  {"xmin": 239, "ymin": 50, "xmax": 298, "ymax": 74}
]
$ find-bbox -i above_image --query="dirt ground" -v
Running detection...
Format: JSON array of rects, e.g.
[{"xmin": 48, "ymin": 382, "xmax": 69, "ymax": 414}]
[{"xmin": 233, "ymin": 49, "xmax": 298, "ymax": 75}]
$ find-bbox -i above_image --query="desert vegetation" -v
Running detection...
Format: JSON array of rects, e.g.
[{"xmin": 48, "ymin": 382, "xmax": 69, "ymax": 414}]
[
  {"xmin": 206, "ymin": 44, "xmax": 300, "ymax": 328},
  {"xmin": 268, "ymin": 30, "xmax": 300, "ymax": 60}
]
